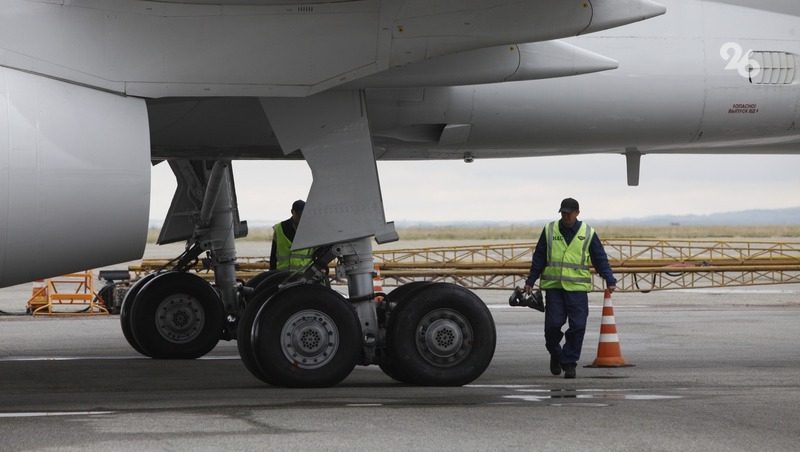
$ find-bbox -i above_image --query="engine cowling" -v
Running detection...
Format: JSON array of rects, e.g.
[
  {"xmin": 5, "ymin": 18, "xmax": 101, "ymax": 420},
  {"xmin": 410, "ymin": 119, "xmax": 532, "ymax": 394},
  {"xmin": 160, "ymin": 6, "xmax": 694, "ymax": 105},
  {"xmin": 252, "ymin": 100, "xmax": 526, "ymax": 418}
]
[{"xmin": 0, "ymin": 67, "xmax": 150, "ymax": 288}]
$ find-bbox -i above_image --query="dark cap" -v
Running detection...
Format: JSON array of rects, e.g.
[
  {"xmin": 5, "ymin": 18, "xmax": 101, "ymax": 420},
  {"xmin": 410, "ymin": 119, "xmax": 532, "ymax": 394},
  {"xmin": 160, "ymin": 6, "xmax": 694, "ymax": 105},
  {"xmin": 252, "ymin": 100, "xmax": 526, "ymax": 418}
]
[
  {"xmin": 558, "ymin": 198, "xmax": 579, "ymax": 213},
  {"xmin": 291, "ymin": 199, "xmax": 305, "ymax": 213}
]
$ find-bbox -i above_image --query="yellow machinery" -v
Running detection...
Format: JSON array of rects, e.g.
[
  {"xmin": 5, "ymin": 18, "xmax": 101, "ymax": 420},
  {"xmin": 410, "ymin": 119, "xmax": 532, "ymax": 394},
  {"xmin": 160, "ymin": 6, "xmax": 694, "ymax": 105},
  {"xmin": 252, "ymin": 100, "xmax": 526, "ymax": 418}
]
[{"xmin": 26, "ymin": 271, "xmax": 109, "ymax": 316}]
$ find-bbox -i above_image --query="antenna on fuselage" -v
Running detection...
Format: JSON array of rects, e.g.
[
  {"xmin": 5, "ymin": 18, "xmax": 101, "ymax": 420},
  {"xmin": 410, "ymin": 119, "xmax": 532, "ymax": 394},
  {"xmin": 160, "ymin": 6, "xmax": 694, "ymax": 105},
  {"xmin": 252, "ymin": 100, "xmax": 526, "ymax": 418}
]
[{"xmin": 624, "ymin": 147, "xmax": 642, "ymax": 187}]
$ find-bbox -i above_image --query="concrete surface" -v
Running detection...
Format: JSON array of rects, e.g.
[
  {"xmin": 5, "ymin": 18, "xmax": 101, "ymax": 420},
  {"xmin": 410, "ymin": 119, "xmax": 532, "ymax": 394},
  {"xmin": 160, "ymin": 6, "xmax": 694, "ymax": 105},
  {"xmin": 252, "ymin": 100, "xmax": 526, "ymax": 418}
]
[{"xmin": 0, "ymin": 283, "xmax": 798, "ymax": 451}]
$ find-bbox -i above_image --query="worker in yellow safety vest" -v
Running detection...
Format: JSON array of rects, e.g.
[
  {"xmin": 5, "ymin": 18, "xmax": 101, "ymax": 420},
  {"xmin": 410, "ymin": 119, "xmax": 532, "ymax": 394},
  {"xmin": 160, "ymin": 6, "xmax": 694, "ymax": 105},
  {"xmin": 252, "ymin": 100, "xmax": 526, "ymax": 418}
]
[
  {"xmin": 269, "ymin": 200, "xmax": 314, "ymax": 271},
  {"xmin": 524, "ymin": 198, "xmax": 617, "ymax": 379}
]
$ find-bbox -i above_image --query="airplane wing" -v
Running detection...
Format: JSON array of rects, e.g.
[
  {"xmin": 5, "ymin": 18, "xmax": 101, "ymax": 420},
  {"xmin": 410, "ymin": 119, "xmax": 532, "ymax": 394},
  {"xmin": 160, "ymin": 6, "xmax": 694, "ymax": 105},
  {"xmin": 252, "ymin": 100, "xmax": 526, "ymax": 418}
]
[{"xmin": 0, "ymin": 0, "xmax": 665, "ymax": 98}]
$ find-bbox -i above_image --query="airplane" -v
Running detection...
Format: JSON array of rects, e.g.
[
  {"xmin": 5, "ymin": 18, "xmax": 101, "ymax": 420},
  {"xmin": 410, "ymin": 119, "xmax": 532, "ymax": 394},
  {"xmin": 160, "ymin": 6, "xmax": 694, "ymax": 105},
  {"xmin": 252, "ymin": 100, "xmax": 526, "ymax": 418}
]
[{"xmin": 0, "ymin": 0, "xmax": 797, "ymax": 388}]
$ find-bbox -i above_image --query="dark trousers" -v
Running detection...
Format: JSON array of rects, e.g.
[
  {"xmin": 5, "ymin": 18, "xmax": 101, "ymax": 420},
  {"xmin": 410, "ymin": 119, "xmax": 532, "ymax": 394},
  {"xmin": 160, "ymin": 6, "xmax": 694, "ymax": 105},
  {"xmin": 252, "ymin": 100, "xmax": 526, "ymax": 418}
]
[{"xmin": 544, "ymin": 289, "xmax": 589, "ymax": 367}]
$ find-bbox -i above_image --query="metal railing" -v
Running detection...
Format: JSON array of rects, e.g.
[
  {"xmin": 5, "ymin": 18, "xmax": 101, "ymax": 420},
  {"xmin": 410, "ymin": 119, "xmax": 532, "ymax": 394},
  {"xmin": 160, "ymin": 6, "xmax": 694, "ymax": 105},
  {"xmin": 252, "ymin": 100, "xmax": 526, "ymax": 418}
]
[{"xmin": 129, "ymin": 239, "xmax": 800, "ymax": 292}]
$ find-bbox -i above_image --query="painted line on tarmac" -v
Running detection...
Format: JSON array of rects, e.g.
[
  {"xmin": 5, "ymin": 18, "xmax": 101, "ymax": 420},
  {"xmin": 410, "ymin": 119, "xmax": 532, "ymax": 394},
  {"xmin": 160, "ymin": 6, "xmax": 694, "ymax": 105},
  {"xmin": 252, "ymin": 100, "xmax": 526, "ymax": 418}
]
[
  {"xmin": 491, "ymin": 305, "xmax": 647, "ymax": 311},
  {"xmin": 675, "ymin": 288, "xmax": 799, "ymax": 294},
  {"xmin": 466, "ymin": 384, "xmax": 543, "ymax": 389},
  {"xmin": 0, "ymin": 356, "xmax": 144, "ymax": 362},
  {"xmin": 0, "ymin": 411, "xmax": 114, "ymax": 419}
]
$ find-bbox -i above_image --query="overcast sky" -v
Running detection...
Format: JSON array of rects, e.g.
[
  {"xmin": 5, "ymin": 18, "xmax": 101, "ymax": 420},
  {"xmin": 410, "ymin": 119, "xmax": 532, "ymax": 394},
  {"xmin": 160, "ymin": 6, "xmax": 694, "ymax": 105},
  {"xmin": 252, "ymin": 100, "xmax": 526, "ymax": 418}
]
[{"xmin": 149, "ymin": 154, "xmax": 800, "ymax": 225}]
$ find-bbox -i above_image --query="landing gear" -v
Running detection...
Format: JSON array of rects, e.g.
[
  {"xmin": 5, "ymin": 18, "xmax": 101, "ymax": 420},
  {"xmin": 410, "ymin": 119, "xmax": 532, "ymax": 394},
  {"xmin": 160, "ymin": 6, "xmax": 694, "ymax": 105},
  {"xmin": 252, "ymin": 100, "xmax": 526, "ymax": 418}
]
[
  {"xmin": 384, "ymin": 283, "xmax": 496, "ymax": 386},
  {"xmin": 377, "ymin": 281, "xmax": 432, "ymax": 383},
  {"xmin": 242, "ymin": 270, "xmax": 276, "ymax": 292},
  {"xmin": 248, "ymin": 285, "xmax": 362, "ymax": 388},
  {"xmin": 239, "ymin": 90, "xmax": 496, "ymax": 387},
  {"xmin": 121, "ymin": 159, "xmax": 245, "ymax": 359},
  {"xmin": 120, "ymin": 273, "xmax": 157, "ymax": 356},
  {"xmin": 236, "ymin": 278, "xmax": 497, "ymax": 387},
  {"xmin": 236, "ymin": 270, "xmax": 290, "ymax": 380},
  {"xmin": 125, "ymin": 90, "xmax": 497, "ymax": 386},
  {"xmin": 124, "ymin": 272, "xmax": 224, "ymax": 359}
]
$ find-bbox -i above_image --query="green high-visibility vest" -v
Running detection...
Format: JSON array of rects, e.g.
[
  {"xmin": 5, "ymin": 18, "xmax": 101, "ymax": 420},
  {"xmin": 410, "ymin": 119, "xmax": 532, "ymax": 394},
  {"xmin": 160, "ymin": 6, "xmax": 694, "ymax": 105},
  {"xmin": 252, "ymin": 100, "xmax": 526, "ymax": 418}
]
[
  {"xmin": 273, "ymin": 223, "xmax": 313, "ymax": 271},
  {"xmin": 540, "ymin": 221, "xmax": 595, "ymax": 292}
]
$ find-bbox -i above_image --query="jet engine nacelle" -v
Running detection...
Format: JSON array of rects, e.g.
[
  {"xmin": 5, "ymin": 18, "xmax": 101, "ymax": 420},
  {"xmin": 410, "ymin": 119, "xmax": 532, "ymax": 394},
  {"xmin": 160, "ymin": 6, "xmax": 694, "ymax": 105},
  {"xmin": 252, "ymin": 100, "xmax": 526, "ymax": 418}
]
[{"xmin": 0, "ymin": 68, "xmax": 150, "ymax": 288}]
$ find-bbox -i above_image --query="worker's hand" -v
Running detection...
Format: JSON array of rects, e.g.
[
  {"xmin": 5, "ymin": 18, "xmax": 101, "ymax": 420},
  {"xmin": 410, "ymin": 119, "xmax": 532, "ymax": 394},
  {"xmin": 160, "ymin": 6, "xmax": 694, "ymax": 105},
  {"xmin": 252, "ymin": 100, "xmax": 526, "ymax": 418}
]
[
  {"xmin": 523, "ymin": 284, "xmax": 533, "ymax": 295},
  {"xmin": 607, "ymin": 285, "xmax": 617, "ymax": 293}
]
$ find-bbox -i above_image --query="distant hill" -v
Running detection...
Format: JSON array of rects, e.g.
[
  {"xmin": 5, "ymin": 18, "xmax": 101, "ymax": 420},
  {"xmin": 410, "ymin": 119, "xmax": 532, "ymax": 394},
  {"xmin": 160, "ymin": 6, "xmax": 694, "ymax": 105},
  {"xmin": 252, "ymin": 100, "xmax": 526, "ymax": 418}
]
[
  {"xmin": 393, "ymin": 206, "xmax": 800, "ymax": 228},
  {"xmin": 599, "ymin": 207, "xmax": 800, "ymax": 226}
]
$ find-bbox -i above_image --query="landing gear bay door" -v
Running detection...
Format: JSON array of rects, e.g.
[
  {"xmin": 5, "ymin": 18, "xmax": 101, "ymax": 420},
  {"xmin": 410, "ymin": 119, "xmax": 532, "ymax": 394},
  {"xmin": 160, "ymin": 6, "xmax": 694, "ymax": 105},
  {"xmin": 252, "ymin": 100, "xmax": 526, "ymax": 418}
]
[{"xmin": 261, "ymin": 90, "xmax": 398, "ymax": 250}]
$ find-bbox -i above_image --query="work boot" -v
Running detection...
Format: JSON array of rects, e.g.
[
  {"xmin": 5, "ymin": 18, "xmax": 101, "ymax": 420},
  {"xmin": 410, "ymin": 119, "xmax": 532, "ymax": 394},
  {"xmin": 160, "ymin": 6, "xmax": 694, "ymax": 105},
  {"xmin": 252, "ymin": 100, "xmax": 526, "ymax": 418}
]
[
  {"xmin": 550, "ymin": 354, "xmax": 561, "ymax": 376},
  {"xmin": 563, "ymin": 366, "xmax": 576, "ymax": 379}
]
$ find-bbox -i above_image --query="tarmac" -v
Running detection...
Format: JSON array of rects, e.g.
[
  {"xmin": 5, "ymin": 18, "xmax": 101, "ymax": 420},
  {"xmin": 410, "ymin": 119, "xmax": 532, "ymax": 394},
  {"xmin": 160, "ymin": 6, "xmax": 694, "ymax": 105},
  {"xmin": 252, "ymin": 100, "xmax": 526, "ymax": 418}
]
[{"xmin": 1, "ymin": 280, "xmax": 799, "ymax": 451}]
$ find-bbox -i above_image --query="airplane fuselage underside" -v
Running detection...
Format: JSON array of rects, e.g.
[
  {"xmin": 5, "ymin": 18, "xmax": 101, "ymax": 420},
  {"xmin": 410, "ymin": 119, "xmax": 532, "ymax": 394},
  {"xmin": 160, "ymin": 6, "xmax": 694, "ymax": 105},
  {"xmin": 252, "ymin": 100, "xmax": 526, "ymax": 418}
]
[{"xmin": 149, "ymin": 1, "xmax": 800, "ymax": 161}]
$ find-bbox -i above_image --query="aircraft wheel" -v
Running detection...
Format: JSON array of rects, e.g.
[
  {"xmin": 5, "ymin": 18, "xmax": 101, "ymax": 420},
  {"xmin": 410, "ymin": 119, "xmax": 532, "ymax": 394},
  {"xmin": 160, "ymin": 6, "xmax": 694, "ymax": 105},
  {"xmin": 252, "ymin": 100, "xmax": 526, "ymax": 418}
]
[
  {"xmin": 250, "ymin": 285, "xmax": 361, "ymax": 387},
  {"xmin": 386, "ymin": 283, "xmax": 496, "ymax": 386},
  {"xmin": 383, "ymin": 282, "xmax": 432, "ymax": 312},
  {"xmin": 130, "ymin": 272, "xmax": 224, "ymax": 359},
  {"xmin": 243, "ymin": 270, "xmax": 277, "ymax": 291},
  {"xmin": 236, "ymin": 270, "xmax": 290, "ymax": 380},
  {"xmin": 120, "ymin": 273, "xmax": 158, "ymax": 356},
  {"xmin": 378, "ymin": 282, "xmax": 432, "ymax": 383}
]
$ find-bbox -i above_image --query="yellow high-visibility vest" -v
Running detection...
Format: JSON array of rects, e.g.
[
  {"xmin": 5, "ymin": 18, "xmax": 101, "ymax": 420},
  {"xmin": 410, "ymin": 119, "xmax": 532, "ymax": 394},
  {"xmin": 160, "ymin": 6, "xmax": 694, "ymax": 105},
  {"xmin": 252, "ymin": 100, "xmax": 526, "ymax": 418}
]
[
  {"xmin": 273, "ymin": 223, "xmax": 313, "ymax": 271},
  {"xmin": 540, "ymin": 221, "xmax": 595, "ymax": 292}
]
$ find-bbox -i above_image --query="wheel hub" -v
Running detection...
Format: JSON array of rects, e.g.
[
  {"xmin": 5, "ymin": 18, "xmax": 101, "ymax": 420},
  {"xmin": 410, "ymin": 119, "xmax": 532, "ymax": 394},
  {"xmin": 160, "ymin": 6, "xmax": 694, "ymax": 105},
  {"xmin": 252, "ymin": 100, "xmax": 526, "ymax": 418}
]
[
  {"xmin": 280, "ymin": 310, "xmax": 339, "ymax": 370},
  {"xmin": 155, "ymin": 293, "xmax": 205, "ymax": 344},
  {"xmin": 416, "ymin": 308, "xmax": 473, "ymax": 367}
]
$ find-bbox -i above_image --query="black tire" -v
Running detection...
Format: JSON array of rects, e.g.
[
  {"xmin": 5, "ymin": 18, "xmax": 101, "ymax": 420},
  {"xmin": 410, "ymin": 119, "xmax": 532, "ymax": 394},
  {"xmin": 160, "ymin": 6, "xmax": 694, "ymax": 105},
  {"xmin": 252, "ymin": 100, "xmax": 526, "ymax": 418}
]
[
  {"xmin": 379, "ymin": 282, "xmax": 433, "ymax": 383},
  {"xmin": 387, "ymin": 283, "xmax": 496, "ymax": 386},
  {"xmin": 250, "ymin": 285, "xmax": 361, "ymax": 388},
  {"xmin": 236, "ymin": 270, "xmax": 290, "ymax": 380},
  {"xmin": 384, "ymin": 282, "xmax": 432, "ymax": 312},
  {"xmin": 120, "ymin": 273, "xmax": 158, "ymax": 356},
  {"xmin": 130, "ymin": 272, "xmax": 224, "ymax": 359},
  {"xmin": 243, "ymin": 270, "xmax": 276, "ymax": 290}
]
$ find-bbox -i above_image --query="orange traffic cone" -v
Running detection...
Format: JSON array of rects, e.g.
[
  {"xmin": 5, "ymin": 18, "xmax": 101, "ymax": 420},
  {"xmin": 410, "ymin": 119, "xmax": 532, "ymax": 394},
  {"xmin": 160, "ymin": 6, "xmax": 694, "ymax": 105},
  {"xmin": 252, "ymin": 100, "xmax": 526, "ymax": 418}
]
[{"xmin": 586, "ymin": 289, "xmax": 634, "ymax": 368}]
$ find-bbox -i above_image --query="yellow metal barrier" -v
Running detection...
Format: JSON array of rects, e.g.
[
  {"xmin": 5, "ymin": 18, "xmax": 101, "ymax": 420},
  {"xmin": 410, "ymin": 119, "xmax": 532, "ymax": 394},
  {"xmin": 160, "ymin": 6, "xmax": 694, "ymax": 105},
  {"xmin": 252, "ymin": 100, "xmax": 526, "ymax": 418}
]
[
  {"xmin": 27, "ymin": 272, "xmax": 109, "ymax": 316},
  {"xmin": 128, "ymin": 239, "xmax": 800, "ymax": 292},
  {"xmin": 369, "ymin": 239, "xmax": 800, "ymax": 291}
]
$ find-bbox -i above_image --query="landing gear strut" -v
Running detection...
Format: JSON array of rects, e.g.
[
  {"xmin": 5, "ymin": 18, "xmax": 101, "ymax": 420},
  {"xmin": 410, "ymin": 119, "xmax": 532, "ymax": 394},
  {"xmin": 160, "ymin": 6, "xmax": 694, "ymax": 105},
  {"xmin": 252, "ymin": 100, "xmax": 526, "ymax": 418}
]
[{"xmin": 120, "ymin": 160, "xmax": 244, "ymax": 358}]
